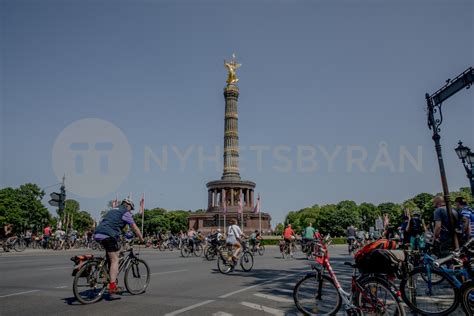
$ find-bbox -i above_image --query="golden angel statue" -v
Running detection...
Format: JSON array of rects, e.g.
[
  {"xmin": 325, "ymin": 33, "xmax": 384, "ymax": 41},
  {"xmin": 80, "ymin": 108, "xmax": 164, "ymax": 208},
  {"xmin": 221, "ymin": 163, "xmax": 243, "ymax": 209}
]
[{"xmin": 224, "ymin": 53, "xmax": 241, "ymax": 84}]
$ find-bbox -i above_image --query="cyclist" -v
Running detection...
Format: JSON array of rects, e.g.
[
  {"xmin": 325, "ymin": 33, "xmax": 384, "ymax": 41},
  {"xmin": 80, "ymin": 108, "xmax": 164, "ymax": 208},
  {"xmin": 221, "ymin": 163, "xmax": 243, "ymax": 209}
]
[
  {"xmin": 301, "ymin": 223, "xmax": 316, "ymax": 252},
  {"xmin": 226, "ymin": 219, "xmax": 246, "ymax": 263},
  {"xmin": 346, "ymin": 225, "xmax": 356, "ymax": 253},
  {"xmin": 283, "ymin": 224, "xmax": 296, "ymax": 257},
  {"xmin": 249, "ymin": 230, "xmax": 262, "ymax": 251},
  {"xmin": 2, "ymin": 224, "xmax": 14, "ymax": 252},
  {"xmin": 94, "ymin": 198, "xmax": 144, "ymax": 294}
]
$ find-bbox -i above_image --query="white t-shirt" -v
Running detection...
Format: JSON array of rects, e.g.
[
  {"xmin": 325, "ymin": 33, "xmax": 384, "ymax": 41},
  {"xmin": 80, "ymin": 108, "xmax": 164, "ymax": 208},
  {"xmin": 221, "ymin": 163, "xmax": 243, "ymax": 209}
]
[{"xmin": 226, "ymin": 225, "xmax": 243, "ymax": 244}]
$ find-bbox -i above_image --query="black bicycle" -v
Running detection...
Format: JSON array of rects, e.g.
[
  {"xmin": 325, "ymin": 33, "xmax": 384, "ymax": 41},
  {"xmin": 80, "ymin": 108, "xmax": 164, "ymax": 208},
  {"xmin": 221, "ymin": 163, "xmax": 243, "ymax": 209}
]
[{"xmin": 72, "ymin": 246, "xmax": 150, "ymax": 304}]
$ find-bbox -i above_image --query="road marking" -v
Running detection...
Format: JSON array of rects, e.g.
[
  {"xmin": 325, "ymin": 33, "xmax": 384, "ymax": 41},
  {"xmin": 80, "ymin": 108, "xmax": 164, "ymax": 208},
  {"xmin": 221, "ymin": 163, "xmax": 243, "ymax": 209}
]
[
  {"xmin": 40, "ymin": 266, "xmax": 71, "ymax": 271},
  {"xmin": 240, "ymin": 302, "xmax": 285, "ymax": 316},
  {"xmin": 0, "ymin": 290, "xmax": 40, "ymax": 298},
  {"xmin": 274, "ymin": 289, "xmax": 293, "ymax": 294},
  {"xmin": 164, "ymin": 300, "xmax": 215, "ymax": 316},
  {"xmin": 151, "ymin": 269, "xmax": 188, "ymax": 276},
  {"xmin": 212, "ymin": 312, "xmax": 233, "ymax": 316},
  {"xmin": 219, "ymin": 273, "xmax": 298, "ymax": 299},
  {"xmin": 54, "ymin": 285, "xmax": 68, "ymax": 289},
  {"xmin": 253, "ymin": 293, "xmax": 293, "ymax": 303}
]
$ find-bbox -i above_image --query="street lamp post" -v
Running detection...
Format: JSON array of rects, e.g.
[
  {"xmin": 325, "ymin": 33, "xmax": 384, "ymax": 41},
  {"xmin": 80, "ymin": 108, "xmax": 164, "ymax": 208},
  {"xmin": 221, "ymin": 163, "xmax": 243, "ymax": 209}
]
[{"xmin": 454, "ymin": 141, "xmax": 474, "ymax": 197}]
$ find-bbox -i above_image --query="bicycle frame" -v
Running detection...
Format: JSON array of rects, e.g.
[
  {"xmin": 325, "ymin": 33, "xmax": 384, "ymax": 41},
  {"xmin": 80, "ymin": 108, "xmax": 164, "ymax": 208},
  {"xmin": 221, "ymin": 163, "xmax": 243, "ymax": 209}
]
[{"xmin": 421, "ymin": 252, "xmax": 470, "ymax": 290}]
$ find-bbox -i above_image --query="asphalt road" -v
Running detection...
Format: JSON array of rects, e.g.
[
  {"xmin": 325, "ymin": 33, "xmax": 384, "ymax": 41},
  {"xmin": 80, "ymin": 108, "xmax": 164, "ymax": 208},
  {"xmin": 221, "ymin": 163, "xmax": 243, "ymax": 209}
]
[{"xmin": 0, "ymin": 245, "xmax": 466, "ymax": 316}]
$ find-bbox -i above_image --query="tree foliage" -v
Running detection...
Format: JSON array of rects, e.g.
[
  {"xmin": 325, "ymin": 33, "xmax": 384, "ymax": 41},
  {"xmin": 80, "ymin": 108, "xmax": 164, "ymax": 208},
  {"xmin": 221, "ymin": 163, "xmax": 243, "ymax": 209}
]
[{"xmin": 0, "ymin": 183, "xmax": 51, "ymax": 233}]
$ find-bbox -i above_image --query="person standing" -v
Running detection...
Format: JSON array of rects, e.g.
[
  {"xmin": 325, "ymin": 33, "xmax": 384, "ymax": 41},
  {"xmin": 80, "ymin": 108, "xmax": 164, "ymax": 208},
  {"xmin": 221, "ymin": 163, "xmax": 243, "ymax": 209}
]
[
  {"xmin": 456, "ymin": 197, "xmax": 474, "ymax": 242},
  {"xmin": 433, "ymin": 195, "xmax": 455, "ymax": 257}
]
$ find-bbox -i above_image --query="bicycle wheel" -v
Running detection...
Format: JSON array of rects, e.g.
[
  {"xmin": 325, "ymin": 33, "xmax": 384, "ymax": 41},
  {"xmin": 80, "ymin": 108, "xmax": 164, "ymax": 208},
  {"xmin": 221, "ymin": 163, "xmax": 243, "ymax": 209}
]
[
  {"xmin": 124, "ymin": 258, "xmax": 150, "ymax": 295},
  {"xmin": 217, "ymin": 251, "xmax": 234, "ymax": 274},
  {"xmin": 180, "ymin": 244, "xmax": 190, "ymax": 257},
  {"xmin": 257, "ymin": 244, "xmax": 265, "ymax": 256},
  {"xmin": 293, "ymin": 273, "xmax": 341, "ymax": 315},
  {"xmin": 72, "ymin": 260, "xmax": 107, "ymax": 304},
  {"xmin": 193, "ymin": 244, "xmax": 203, "ymax": 257},
  {"xmin": 240, "ymin": 251, "xmax": 254, "ymax": 272},
  {"xmin": 356, "ymin": 276, "xmax": 405, "ymax": 315},
  {"xmin": 14, "ymin": 239, "xmax": 26, "ymax": 252},
  {"xmin": 400, "ymin": 266, "xmax": 459, "ymax": 315},
  {"xmin": 460, "ymin": 280, "xmax": 474, "ymax": 316},
  {"xmin": 204, "ymin": 246, "xmax": 216, "ymax": 261}
]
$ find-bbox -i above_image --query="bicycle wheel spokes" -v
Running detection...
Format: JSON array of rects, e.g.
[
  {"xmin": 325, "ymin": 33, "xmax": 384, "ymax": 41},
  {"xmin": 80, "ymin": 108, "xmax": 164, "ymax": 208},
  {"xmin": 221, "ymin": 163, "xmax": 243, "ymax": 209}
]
[
  {"xmin": 124, "ymin": 259, "xmax": 150, "ymax": 295},
  {"xmin": 358, "ymin": 280, "xmax": 404, "ymax": 315},
  {"xmin": 293, "ymin": 274, "xmax": 341, "ymax": 315},
  {"xmin": 72, "ymin": 261, "xmax": 107, "ymax": 304},
  {"xmin": 240, "ymin": 252, "xmax": 254, "ymax": 272},
  {"xmin": 400, "ymin": 266, "xmax": 458, "ymax": 315}
]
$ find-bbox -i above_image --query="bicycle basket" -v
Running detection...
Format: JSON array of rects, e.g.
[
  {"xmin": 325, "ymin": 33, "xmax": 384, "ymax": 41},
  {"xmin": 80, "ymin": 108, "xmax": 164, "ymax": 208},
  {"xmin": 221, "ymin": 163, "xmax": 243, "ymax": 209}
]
[{"xmin": 71, "ymin": 254, "xmax": 94, "ymax": 277}]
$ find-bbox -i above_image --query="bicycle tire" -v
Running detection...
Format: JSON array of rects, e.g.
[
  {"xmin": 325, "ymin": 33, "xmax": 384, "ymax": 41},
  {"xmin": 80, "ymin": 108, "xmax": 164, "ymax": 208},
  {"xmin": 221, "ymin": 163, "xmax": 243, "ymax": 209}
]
[
  {"xmin": 460, "ymin": 280, "xmax": 474, "ymax": 316},
  {"xmin": 14, "ymin": 239, "xmax": 26, "ymax": 252},
  {"xmin": 400, "ymin": 266, "xmax": 459, "ymax": 315},
  {"xmin": 257, "ymin": 244, "xmax": 265, "ymax": 256},
  {"xmin": 193, "ymin": 244, "xmax": 203, "ymax": 257},
  {"xmin": 293, "ymin": 272, "xmax": 341, "ymax": 315},
  {"xmin": 355, "ymin": 276, "xmax": 405, "ymax": 315},
  {"xmin": 240, "ymin": 251, "xmax": 254, "ymax": 272},
  {"xmin": 124, "ymin": 258, "xmax": 150, "ymax": 295},
  {"xmin": 180, "ymin": 245, "xmax": 190, "ymax": 257},
  {"xmin": 205, "ymin": 246, "xmax": 216, "ymax": 261},
  {"xmin": 72, "ymin": 260, "xmax": 107, "ymax": 304},
  {"xmin": 217, "ymin": 252, "xmax": 234, "ymax": 274}
]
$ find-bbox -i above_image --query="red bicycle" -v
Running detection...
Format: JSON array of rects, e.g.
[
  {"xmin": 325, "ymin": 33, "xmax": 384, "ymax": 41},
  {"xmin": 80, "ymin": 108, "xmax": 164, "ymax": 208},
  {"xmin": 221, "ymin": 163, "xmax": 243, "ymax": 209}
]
[{"xmin": 293, "ymin": 237, "xmax": 405, "ymax": 315}]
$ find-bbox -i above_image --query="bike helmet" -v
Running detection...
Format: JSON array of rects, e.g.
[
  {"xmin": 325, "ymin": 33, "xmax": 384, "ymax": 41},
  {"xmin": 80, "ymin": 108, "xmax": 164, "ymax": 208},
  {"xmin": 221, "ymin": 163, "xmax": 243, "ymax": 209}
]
[{"xmin": 122, "ymin": 198, "xmax": 135, "ymax": 210}]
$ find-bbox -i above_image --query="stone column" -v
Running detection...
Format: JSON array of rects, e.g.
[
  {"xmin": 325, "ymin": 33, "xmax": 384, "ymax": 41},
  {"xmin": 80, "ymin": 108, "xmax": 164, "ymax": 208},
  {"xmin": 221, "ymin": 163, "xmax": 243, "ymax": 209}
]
[
  {"xmin": 250, "ymin": 190, "xmax": 254, "ymax": 208},
  {"xmin": 230, "ymin": 188, "xmax": 234, "ymax": 206},
  {"xmin": 245, "ymin": 189, "xmax": 249, "ymax": 206},
  {"xmin": 222, "ymin": 84, "xmax": 241, "ymax": 181}
]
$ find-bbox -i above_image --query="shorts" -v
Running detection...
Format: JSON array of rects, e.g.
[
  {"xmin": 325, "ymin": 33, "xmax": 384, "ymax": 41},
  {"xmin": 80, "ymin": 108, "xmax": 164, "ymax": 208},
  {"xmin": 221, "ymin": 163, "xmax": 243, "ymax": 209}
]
[{"xmin": 99, "ymin": 237, "xmax": 120, "ymax": 252}]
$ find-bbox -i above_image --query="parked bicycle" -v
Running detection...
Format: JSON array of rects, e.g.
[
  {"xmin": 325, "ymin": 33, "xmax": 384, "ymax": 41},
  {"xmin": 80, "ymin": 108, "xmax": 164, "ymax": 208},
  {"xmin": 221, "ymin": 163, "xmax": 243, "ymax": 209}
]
[
  {"xmin": 293, "ymin": 238, "xmax": 405, "ymax": 315},
  {"xmin": 71, "ymin": 246, "xmax": 150, "ymax": 304}
]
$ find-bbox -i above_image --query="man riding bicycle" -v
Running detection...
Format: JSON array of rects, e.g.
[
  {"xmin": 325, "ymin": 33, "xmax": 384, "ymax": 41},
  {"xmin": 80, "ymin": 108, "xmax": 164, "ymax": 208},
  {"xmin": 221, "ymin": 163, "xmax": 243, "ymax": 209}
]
[
  {"xmin": 346, "ymin": 225, "xmax": 357, "ymax": 253},
  {"xmin": 249, "ymin": 230, "xmax": 262, "ymax": 251},
  {"xmin": 94, "ymin": 198, "xmax": 144, "ymax": 294},
  {"xmin": 283, "ymin": 224, "xmax": 296, "ymax": 257}
]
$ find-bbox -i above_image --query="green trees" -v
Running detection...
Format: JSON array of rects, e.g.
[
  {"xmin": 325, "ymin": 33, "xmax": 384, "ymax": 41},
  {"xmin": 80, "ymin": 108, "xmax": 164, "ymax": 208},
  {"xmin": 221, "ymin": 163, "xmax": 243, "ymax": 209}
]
[
  {"xmin": 132, "ymin": 208, "xmax": 189, "ymax": 234},
  {"xmin": 0, "ymin": 183, "xmax": 51, "ymax": 233},
  {"xmin": 282, "ymin": 188, "xmax": 473, "ymax": 237}
]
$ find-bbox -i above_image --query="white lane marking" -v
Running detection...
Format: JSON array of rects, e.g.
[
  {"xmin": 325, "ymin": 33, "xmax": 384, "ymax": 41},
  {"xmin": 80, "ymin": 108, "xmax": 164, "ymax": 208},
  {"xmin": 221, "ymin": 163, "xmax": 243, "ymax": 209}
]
[
  {"xmin": 253, "ymin": 293, "xmax": 293, "ymax": 303},
  {"xmin": 0, "ymin": 290, "xmax": 40, "ymax": 298},
  {"xmin": 212, "ymin": 312, "xmax": 233, "ymax": 316},
  {"xmin": 219, "ymin": 273, "xmax": 298, "ymax": 299},
  {"xmin": 274, "ymin": 289, "xmax": 293, "ymax": 294},
  {"xmin": 150, "ymin": 269, "xmax": 188, "ymax": 276},
  {"xmin": 240, "ymin": 302, "xmax": 285, "ymax": 316},
  {"xmin": 40, "ymin": 266, "xmax": 71, "ymax": 271},
  {"xmin": 164, "ymin": 300, "xmax": 215, "ymax": 316},
  {"xmin": 54, "ymin": 285, "xmax": 68, "ymax": 289}
]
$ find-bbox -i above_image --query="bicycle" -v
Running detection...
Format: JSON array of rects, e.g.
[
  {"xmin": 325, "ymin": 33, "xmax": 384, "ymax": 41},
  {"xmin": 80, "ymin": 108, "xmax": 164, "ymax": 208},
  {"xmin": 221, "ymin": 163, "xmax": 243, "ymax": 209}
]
[
  {"xmin": 250, "ymin": 240, "xmax": 265, "ymax": 256},
  {"xmin": 280, "ymin": 239, "xmax": 296, "ymax": 259},
  {"xmin": 399, "ymin": 239, "xmax": 474, "ymax": 315},
  {"xmin": 1, "ymin": 234, "xmax": 27, "ymax": 252},
  {"xmin": 460, "ymin": 280, "xmax": 474, "ymax": 316},
  {"xmin": 180, "ymin": 238, "xmax": 203, "ymax": 257},
  {"xmin": 217, "ymin": 239, "xmax": 254, "ymax": 274},
  {"xmin": 293, "ymin": 239, "xmax": 405, "ymax": 315},
  {"xmin": 72, "ymin": 246, "xmax": 150, "ymax": 304}
]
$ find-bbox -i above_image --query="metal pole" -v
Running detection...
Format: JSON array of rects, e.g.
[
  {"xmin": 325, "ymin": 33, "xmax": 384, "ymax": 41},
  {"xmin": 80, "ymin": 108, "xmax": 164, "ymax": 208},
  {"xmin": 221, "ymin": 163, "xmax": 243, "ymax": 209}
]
[{"xmin": 426, "ymin": 94, "xmax": 459, "ymax": 249}]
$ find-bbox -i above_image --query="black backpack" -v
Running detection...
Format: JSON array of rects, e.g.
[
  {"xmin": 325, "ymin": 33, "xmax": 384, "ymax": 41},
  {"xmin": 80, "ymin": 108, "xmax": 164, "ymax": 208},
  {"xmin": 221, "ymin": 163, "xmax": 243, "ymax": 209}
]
[{"xmin": 410, "ymin": 217, "xmax": 423, "ymax": 235}]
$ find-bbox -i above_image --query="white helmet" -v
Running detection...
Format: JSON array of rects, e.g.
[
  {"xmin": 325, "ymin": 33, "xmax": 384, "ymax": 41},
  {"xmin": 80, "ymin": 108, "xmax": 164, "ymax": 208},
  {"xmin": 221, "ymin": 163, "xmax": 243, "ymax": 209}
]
[{"xmin": 122, "ymin": 198, "xmax": 135, "ymax": 210}]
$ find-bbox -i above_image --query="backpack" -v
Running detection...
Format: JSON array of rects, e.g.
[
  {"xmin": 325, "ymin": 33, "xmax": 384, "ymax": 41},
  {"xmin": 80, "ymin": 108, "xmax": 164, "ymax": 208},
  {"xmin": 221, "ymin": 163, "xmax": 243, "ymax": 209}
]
[
  {"xmin": 356, "ymin": 249, "xmax": 406, "ymax": 276},
  {"xmin": 354, "ymin": 238, "xmax": 397, "ymax": 263},
  {"xmin": 410, "ymin": 217, "xmax": 423, "ymax": 235}
]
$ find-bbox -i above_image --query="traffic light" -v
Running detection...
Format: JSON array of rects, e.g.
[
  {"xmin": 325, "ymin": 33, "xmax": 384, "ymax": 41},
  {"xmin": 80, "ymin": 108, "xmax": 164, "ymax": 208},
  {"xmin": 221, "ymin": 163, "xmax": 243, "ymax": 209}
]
[{"xmin": 49, "ymin": 184, "xmax": 66, "ymax": 213}]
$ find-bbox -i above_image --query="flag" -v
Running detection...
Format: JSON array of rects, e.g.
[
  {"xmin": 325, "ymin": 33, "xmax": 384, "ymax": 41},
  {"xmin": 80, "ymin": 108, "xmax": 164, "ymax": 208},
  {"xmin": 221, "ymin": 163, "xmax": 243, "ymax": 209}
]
[
  {"xmin": 222, "ymin": 191, "xmax": 227, "ymax": 214},
  {"xmin": 237, "ymin": 192, "xmax": 243, "ymax": 214},
  {"xmin": 254, "ymin": 193, "xmax": 260, "ymax": 214},
  {"xmin": 139, "ymin": 193, "xmax": 145, "ymax": 214}
]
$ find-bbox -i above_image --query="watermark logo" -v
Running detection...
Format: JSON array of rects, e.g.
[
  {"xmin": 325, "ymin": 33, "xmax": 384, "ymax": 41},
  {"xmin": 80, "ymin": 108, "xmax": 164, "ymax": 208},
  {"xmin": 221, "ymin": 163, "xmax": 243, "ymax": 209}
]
[{"xmin": 52, "ymin": 118, "xmax": 132, "ymax": 198}]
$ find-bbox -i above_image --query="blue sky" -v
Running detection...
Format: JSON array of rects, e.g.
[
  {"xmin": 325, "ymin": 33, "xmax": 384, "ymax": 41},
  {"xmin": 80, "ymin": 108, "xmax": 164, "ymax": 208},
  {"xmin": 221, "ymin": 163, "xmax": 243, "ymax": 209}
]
[{"xmin": 1, "ymin": 0, "xmax": 473, "ymax": 226}]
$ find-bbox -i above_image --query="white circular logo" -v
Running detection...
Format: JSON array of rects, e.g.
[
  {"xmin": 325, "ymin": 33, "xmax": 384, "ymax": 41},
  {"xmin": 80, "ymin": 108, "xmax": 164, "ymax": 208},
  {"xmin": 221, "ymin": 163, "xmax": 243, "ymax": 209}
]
[{"xmin": 52, "ymin": 118, "xmax": 132, "ymax": 198}]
